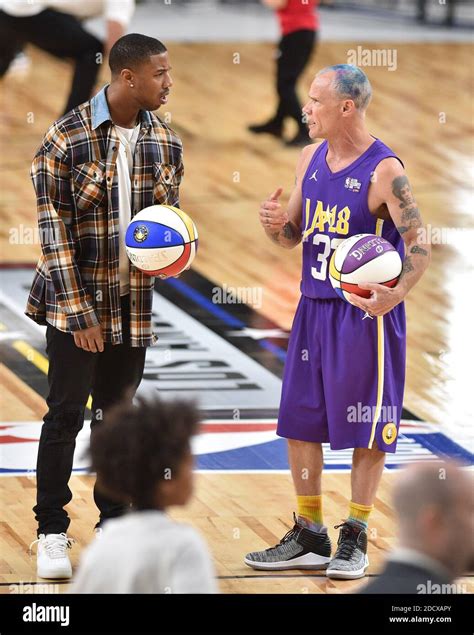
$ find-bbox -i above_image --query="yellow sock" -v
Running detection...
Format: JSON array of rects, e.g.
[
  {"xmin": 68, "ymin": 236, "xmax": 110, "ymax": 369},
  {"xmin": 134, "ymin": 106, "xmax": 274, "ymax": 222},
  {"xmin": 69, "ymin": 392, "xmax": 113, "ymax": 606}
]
[
  {"xmin": 348, "ymin": 501, "xmax": 373, "ymax": 528},
  {"xmin": 297, "ymin": 495, "xmax": 323, "ymax": 527}
]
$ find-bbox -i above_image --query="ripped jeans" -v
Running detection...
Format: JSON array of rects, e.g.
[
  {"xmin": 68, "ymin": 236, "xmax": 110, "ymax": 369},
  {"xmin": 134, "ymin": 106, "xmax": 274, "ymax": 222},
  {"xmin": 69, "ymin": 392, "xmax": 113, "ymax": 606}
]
[{"xmin": 33, "ymin": 295, "xmax": 146, "ymax": 536}]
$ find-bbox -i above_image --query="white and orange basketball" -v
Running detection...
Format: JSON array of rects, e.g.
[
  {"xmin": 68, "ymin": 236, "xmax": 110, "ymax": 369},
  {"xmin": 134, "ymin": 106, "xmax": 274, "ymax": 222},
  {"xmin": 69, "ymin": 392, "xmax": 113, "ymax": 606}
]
[
  {"xmin": 125, "ymin": 205, "xmax": 198, "ymax": 278},
  {"xmin": 329, "ymin": 233, "xmax": 402, "ymax": 302}
]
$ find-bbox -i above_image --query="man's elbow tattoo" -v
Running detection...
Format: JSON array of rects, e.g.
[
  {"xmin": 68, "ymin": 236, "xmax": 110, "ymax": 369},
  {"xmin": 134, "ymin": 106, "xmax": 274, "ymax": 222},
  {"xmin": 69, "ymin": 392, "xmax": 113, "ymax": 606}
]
[{"xmin": 410, "ymin": 245, "xmax": 428, "ymax": 256}]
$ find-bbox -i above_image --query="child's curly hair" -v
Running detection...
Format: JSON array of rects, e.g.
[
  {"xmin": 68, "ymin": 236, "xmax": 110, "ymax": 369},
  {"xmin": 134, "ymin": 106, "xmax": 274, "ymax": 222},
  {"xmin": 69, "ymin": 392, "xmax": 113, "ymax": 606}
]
[{"xmin": 90, "ymin": 394, "xmax": 200, "ymax": 510}]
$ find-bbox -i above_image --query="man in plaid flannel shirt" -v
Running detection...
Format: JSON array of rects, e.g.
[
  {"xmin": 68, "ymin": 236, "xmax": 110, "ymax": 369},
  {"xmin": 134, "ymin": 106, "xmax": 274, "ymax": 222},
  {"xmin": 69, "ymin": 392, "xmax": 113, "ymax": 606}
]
[{"xmin": 25, "ymin": 34, "xmax": 183, "ymax": 579}]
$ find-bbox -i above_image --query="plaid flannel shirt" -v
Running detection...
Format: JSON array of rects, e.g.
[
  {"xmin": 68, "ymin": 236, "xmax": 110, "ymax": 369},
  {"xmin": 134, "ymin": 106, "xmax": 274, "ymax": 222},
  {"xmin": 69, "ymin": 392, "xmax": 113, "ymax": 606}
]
[{"xmin": 25, "ymin": 85, "xmax": 183, "ymax": 347}]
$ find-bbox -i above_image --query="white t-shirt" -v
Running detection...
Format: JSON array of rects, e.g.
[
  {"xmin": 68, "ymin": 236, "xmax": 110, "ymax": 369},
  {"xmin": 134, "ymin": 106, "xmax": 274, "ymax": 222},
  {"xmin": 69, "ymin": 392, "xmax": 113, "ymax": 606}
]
[
  {"xmin": 71, "ymin": 510, "xmax": 218, "ymax": 594},
  {"xmin": 114, "ymin": 122, "xmax": 139, "ymax": 296},
  {"xmin": 1, "ymin": 0, "xmax": 135, "ymax": 26}
]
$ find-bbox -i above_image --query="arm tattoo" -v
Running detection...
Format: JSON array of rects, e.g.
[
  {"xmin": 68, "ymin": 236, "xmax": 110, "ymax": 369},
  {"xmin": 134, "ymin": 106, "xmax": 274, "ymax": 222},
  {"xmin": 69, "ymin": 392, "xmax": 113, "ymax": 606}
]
[
  {"xmin": 392, "ymin": 175, "xmax": 422, "ymax": 235},
  {"xmin": 399, "ymin": 255, "xmax": 415, "ymax": 280},
  {"xmin": 410, "ymin": 245, "xmax": 428, "ymax": 256},
  {"xmin": 402, "ymin": 207, "xmax": 421, "ymax": 222},
  {"xmin": 392, "ymin": 176, "xmax": 414, "ymax": 209},
  {"xmin": 269, "ymin": 223, "xmax": 297, "ymax": 245},
  {"xmin": 282, "ymin": 222, "xmax": 296, "ymax": 240},
  {"xmin": 269, "ymin": 231, "xmax": 281, "ymax": 244}
]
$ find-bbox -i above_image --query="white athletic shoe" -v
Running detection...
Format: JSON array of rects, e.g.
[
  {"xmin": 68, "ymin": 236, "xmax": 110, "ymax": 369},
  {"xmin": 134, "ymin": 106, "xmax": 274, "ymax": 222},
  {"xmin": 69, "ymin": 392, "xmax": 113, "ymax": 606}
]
[
  {"xmin": 29, "ymin": 533, "xmax": 73, "ymax": 579},
  {"xmin": 7, "ymin": 52, "xmax": 31, "ymax": 77}
]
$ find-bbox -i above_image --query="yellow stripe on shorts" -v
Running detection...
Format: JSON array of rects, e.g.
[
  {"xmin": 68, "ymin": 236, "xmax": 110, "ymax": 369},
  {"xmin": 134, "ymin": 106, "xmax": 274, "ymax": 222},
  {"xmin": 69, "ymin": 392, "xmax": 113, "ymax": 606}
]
[
  {"xmin": 367, "ymin": 217, "xmax": 385, "ymax": 449},
  {"xmin": 368, "ymin": 316, "xmax": 385, "ymax": 449}
]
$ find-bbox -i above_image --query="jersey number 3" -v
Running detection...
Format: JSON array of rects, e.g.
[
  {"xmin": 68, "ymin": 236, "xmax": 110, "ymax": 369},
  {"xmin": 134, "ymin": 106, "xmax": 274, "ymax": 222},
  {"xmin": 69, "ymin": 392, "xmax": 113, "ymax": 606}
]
[{"xmin": 311, "ymin": 235, "xmax": 344, "ymax": 281}]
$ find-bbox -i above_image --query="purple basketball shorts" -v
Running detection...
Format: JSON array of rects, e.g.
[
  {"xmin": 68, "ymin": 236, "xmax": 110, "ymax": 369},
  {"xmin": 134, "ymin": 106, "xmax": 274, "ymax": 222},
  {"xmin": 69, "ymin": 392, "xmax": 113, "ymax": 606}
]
[{"xmin": 277, "ymin": 295, "xmax": 406, "ymax": 453}]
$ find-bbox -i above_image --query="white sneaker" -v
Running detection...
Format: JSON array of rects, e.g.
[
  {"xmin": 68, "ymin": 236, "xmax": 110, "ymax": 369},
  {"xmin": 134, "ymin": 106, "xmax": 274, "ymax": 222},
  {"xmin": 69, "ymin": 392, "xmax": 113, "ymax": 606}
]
[
  {"xmin": 7, "ymin": 52, "xmax": 31, "ymax": 77},
  {"xmin": 29, "ymin": 533, "xmax": 73, "ymax": 579}
]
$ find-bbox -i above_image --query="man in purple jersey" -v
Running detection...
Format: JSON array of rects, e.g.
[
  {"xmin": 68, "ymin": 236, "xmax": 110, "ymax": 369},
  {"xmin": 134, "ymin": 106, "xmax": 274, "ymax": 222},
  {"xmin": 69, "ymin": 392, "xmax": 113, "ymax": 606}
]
[{"xmin": 244, "ymin": 65, "xmax": 430, "ymax": 579}]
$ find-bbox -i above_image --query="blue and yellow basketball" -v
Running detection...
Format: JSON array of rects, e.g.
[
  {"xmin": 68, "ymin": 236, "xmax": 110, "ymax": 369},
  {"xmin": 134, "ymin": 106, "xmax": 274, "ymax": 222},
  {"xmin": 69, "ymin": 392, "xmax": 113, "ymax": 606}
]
[{"xmin": 125, "ymin": 205, "xmax": 198, "ymax": 278}]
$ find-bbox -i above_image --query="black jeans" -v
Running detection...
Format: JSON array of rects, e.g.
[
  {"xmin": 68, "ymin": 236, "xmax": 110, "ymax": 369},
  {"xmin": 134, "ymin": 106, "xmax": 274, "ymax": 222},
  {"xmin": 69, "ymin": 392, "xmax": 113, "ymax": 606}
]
[
  {"xmin": 0, "ymin": 9, "xmax": 102, "ymax": 115},
  {"xmin": 34, "ymin": 295, "xmax": 147, "ymax": 536},
  {"xmin": 273, "ymin": 29, "xmax": 317, "ymax": 132}
]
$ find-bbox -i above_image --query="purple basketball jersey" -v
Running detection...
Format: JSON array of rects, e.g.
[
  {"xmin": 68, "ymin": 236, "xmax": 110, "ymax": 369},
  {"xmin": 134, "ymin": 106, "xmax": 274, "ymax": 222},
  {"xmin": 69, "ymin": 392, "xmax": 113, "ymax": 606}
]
[
  {"xmin": 276, "ymin": 138, "xmax": 407, "ymax": 453},
  {"xmin": 301, "ymin": 138, "xmax": 404, "ymax": 299}
]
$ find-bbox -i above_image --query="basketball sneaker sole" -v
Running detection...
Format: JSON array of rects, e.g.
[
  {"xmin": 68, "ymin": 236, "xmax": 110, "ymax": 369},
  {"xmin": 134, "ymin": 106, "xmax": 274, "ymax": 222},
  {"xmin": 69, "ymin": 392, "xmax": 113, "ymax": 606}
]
[
  {"xmin": 326, "ymin": 554, "xmax": 369, "ymax": 580},
  {"xmin": 244, "ymin": 552, "xmax": 331, "ymax": 571}
]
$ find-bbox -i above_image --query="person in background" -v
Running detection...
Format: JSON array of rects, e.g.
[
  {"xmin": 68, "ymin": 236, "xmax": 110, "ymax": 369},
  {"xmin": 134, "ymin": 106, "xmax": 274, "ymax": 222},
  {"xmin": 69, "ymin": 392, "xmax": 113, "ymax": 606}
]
[
  {"xmin": 248, "ymin": 0, "xmax": 319, "ymax": 147},
  {"xmin": 361, "ymin": 462, "xmax": 474, "ymax": 594},
  {"xmin": 72, "ymin": 396, "xmax": 218, "ymax": 594},
  {"xmin": 0, "ymin": 0, "xmax": 135, "ymax": 115}
]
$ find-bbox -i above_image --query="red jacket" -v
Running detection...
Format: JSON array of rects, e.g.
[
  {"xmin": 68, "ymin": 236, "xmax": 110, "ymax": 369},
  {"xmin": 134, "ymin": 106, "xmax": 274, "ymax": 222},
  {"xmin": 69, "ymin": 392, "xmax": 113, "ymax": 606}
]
[{"xmin": 277, "ymin": 0, "xmax": 319, "ymax": 36}]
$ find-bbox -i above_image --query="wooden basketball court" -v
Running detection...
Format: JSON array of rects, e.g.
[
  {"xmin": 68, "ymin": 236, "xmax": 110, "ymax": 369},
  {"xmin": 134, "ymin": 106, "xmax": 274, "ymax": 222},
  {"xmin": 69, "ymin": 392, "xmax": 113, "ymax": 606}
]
[{"xmin": 0, "ymin": 41, "xmax": 472, "ymax": 594}]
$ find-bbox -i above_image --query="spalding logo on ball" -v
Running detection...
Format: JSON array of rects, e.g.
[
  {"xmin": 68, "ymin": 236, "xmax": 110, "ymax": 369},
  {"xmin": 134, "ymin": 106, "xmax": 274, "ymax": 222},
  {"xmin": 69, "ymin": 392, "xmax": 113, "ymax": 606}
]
[
  {"xmin": 125, "ymin": 205, "xmax": 198, "ymax": 278},
  {"xmin": 329, "ymin": 233, "xmax": 402, "ymax": 303}
]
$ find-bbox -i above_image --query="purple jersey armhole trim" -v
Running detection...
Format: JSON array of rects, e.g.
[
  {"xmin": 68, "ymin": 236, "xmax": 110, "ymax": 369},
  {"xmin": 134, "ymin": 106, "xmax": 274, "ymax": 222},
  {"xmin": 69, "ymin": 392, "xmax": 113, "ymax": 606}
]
[
  {"xmin": 300, "ymin": 141, "xmax": 327, "ymax": 230},
  {"xmin": 362, "ymin": 154, "xmax": 404, "ymax": 227},
  {"xmin": 302, "ymin": 141, "xmax": 327, "ymax": 184}
]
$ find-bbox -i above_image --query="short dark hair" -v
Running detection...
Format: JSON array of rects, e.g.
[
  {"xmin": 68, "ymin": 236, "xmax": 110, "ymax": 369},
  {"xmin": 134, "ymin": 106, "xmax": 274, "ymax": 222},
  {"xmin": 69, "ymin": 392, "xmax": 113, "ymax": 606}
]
[
  {"xmin": 109, "ymin": 33, "xmax": 167, "ymax": 75},
  {"xmin": 90, "ymin": 395, "xmax": 199, "ymax": 509}
]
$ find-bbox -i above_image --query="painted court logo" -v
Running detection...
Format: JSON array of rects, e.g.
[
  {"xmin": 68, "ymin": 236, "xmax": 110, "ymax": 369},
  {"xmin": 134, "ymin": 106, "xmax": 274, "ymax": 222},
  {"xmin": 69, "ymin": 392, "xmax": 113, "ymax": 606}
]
[{"xmin": 1, "ymin": 268, "xmax": 473, "ymax": 473}]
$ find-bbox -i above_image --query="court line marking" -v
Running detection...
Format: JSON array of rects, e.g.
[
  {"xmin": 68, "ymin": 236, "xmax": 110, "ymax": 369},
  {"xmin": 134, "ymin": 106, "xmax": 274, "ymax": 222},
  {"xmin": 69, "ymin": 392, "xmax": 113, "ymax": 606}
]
[
  {"xmin": 0, "ymin": 288, "xmax": 45, "ymax": 335},
  {"xmin": 0, "ymin": 580, "xmax": 70, "ymax": 586},
  {"xmin": 165, "ymin": 277, "xmax": 288, "ymax": 362},
  {"xmin": 2, "ymin": 575, "xmax": 473, "ymax": 585}
]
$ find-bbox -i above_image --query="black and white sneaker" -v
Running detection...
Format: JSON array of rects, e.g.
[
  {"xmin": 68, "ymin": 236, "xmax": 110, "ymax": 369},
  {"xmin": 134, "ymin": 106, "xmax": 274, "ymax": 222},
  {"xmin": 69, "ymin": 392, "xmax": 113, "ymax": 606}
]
[
  {"xmin": 326, "ymin": 521, "xmax": 369, "ymax": 580},
  {"xmin": 244, "ymin": 513, "xmax": 332, "ymax": 571}
]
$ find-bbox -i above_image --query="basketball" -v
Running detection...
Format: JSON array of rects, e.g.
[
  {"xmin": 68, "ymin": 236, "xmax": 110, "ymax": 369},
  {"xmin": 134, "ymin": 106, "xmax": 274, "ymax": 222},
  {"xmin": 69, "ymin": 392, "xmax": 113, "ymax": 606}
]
[
  {"xmin": 125, "ymin": 205, "xmax": 198, "ymax": 278},
  {"xmin": 329, "ymin": 233, "xmax": 402, "ymax": 302}
]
